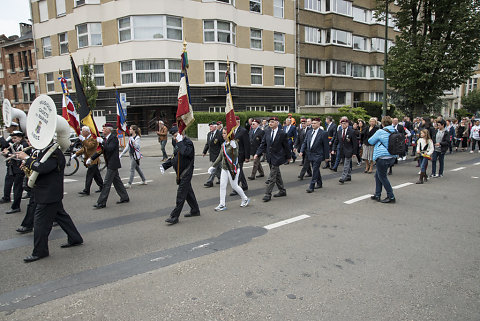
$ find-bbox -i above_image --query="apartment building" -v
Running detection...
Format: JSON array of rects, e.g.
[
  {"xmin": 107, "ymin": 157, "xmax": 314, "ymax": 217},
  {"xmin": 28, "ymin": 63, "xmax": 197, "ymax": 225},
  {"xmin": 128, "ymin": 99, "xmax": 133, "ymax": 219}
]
[
  {"xmin": 0, "ymin": 23, "xmax": 38, "ymax": 113},
  {"xmin": 30, "ymin": 0, "xmax": 296, "ymax": 132},
  {"xmin": 297, "ymin": 0, "xmax": 398, "ymax": 113}
]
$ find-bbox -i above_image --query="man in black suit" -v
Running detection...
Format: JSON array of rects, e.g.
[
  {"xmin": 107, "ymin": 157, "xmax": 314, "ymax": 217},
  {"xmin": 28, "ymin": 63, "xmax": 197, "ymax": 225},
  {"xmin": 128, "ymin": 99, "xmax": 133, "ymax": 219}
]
[
  {"xmin": 294, "ymin": 117, "xmax": 312, "ymax": 179},
  {"xmin": 333, "ymin": 118, "xmax": 357, "ymax": 184},
  {"xmin": 248, "ymin": 119, "xmax": 265, "ymax": 180},
  {"xmin": 254, "ymin": 116, "xmax": 290, "ymax": 202},
  {"xmin": 300, "ymin": 118, "xmax": 330, "ymax": 193},
  {"xmin": 0, "ymin": 122, "xmax": 19, "ymax": 204},
  {"xmin": 323, "ymin": 116, "xmax": 337, "ymax": 169},
  {"xmin": 203, "ymin": 122, "xmax": 223, "ymax": 187},
  {"xmin": 17, "ymin": 144, "xmax": 83, "ymax": 262},
  {"xmin": 231, "ymin": 116, "xmax": 250, "ymax": 195},
  {"xmin": 89, "ymin": 123, "xmax": 129, "ymax": 208},
  {"xmin": 160, "ymin": 128, "xmax": 200, "ymax": 225}
]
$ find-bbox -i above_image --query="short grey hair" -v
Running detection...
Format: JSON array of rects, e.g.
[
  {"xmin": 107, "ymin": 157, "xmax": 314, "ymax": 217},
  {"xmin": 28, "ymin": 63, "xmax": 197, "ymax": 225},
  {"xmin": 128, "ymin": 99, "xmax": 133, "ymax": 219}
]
[{"xmin": 82, "ymin": 126, "xmax": 90, "ymax": 132}]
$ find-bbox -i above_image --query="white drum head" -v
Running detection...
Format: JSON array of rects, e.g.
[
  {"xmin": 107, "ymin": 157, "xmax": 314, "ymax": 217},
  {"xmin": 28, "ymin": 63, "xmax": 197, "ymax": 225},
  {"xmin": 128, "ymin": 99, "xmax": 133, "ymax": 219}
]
[
  {"xmin": 2, "ymin": 99, "xmax": 12, "ymax": 127},
  {"xmin": 27, "ymin": 95, "xmax": 57, "ymax": 150}
]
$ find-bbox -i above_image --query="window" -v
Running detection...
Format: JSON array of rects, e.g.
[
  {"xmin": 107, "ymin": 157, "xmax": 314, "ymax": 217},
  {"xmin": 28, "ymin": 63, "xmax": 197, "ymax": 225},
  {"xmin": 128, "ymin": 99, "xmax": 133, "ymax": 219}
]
[
  {"xmin": 305, "ymin": 26, "xmax": 321, "ymax": 44},
  {"xmin": 274, "ymin": 0, "xmax": 284, "ymax": 18},
  {"xmin": 250, "ymin": 28, "xmax": 262, "ymax": 49},
  {"xmin": 204, "ymin": 61, "xmax": 237, "ymax": 84},
  {"xmin": 332, "ymin": 91, "xmax": 346, "ymax": 105},
  {"xmin": 352, "ymin": 64, "xmax": 366, "ymax": 78},
  {"xmin": 305, "ymin": 91, "xmax": 321, "ymax": 105},
  {"xmin": 56, "ymin": 0, "xmax": 66, "ymax": 16},
  {"xmin": 93, "ymin": 110, "xmax": 105, "ymax": 117},
  {"xmin": 305, "ymin": 0, "xmax": 321, "ymax": 12},
  {"xmin": 326, "ymin": 60, "xmax": 351, "ymax": 76},
  {"xmin": 76, "ymin": 0, "xmax": 100, "ymax": 5},
  {"xmin": 369, "ymin": 92, "xmax": 383, "ymax": 102},
  {"xmin": 250, "ymin": 0, "xmax": 261, "ymax": 13},
  {"xmin": 22, "ymin": 82, "xmax": 35, "ymax": 102},
  {"xmin": 203, "ymin": 20, "xmax": 236, "ymax": 45},
  {"xmin": 76, "ymin": 0, "xmax": 85, "ymax": 4},
  {"xmin": 353, "ymin": 35, "xmax": 367, "ymax": 51},
  {"xmin": 18, "ymin": 53, "xmax": 23, "ymax": 70},
  {"xmin": 77, "ymin": 23, "xmax": 102, "ymax": 48},
  {"xmin": 12, "ymin": 85, "xmax": 18, "ymax": 102},
  {"xmin": 246, "ymin": 106, "xmax": 266, "ymax": 111},
  {"xmin": 28, "ymin": 50, "xmax": 33, "ymax": 68},
  {"xmin": 371, "ymin": 38, "xmax": 394, "ymax": 52},
  {"xmin": 0, "ymin": 85, "xmax": 4, "ymax": 101},
  {"xmin": 120, "ymin": 60, "xmax": 181, "ymax": 85},
  {"xmin": 22, "ymin": 51, "xmax": 29, "ymax": 72},
  {"xmin": 45, "ymin": 73, "xmax": 55, "ymax": 92},
  {"xmin": 251, "ymin": 65, "xmax": 263, "ymax": 85},
  {"xmin": 467, "ymin": 78, "xmax": 478, "ymax": 93},
  {"xmin": 60, "ymin": 70, "xmax": 72, "ymax": 89},
  {"xmin": 209, "ymin": 106, "xmax": 225, "ymax": 113},
  {"xmin": 93, "ymin": 64, "xmax": 105, "ymax": 86},
  {"xmin": 274, "ymin": 32, "xmax": 285, "ymax": 52},
  {"xmin": 326, "ymin": 0, "xmax": 352, "ymax": 16},
  {"xmin": 273, "ymin": 105, "xmax": 289, "ymax": 112},
  {"xmin": 39, "ymin": 0, "xmax": 48, "ymax": 22},
  {"xmin": 369, "ymin": 65, "xmax": 384, "ymax": 79},
  {"xmin": 274, "ymin": 67, "xmax": 285, "ymax": 86},
  {"xmin": 118, "ymin": 16, "xmax": 182, "ymax": 42},
  {"xmin": 327, "ymin": 29, "xmax": 351, "ymax": 46},
  {"xmin": 305, "ymin": 59, "xmax": 322, "ymax": 75},
  {"xmin": 59, "ymin": 32, "xmax": 69, "ymax": 55},
  {"xmin": 8, "ymin": 54, "xmax": 14, "ymax": 72},
  {"xmin": 352, "ymin": 7, "xmax": 367, "ymax": 22},
  {"xmin": 42, "ymin": 37, "xmax": 52, "ymax": 58}
]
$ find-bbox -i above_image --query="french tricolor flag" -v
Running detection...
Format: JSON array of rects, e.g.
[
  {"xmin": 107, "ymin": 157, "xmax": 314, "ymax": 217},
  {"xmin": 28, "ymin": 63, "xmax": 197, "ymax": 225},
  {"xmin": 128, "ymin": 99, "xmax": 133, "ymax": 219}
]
[
  {"xmin": 115, "ymin": 88, "xmax": 127, "ymax": 132},
  {"xmin": 59, "ymin": 77, "xmax": 81, "ymax": 136},
  {"xmin": 225, "ymin": 60, "xmax": 237, "ymax": 141},
  {"xmin": 176, "ymin": 49, "xmax": 194, "ymax": 134}
]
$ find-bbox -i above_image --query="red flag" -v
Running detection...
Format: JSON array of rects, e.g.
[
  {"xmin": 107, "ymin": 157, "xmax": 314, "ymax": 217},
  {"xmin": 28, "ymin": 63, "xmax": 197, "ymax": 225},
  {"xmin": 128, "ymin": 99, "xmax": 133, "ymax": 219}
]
[
  {"xmin": 176, "ymin": 51, "xmax": 194, "ymax": 134},
  {"xmin": 225, "ymin": 62, "xmax": 237, "ymax": 140},
  {"xmin": 60, "ymin": 77, "xmax": 81, "ymax": 136}
]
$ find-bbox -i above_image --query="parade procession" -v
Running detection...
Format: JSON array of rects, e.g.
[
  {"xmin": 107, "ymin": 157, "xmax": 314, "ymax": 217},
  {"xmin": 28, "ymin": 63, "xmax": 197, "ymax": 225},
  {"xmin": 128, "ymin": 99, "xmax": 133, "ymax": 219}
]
[{"xmin": 0, "ymin": 0, "xmax": 479, "ymax": 319}]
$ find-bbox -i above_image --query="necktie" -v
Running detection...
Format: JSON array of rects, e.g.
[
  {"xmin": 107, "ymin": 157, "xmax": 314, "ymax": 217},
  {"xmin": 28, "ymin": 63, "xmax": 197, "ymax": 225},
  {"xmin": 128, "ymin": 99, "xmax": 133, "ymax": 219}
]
[
  {"xmin": 342, "ymin": 129, "xmax": 346, "ymax": 140},
  {"xmin": 310, "ymin": 130, "xmax": 316, "ymax": 147},
  {"xmin": 271, "ymin": 130, "xmax": 275, "ymax": 141}
]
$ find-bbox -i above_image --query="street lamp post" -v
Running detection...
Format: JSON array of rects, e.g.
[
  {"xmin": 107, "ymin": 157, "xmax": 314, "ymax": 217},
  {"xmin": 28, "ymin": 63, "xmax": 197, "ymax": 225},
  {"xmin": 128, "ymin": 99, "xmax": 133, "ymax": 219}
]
[{"xmin": 382, "ymin": 0, "xmax": 389, "ymax": 118}]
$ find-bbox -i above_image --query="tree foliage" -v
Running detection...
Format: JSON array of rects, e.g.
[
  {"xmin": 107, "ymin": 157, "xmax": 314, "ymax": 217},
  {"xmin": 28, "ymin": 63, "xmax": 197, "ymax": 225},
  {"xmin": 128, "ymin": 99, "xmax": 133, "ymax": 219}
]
[
  {"xmin": 80, "ymin": 58, "xmax": 98, "ymax": 110},
  {"xmin": 380, "ymin": 0, "xmax": 480, "ymax": 115},
  {"xmin": 461, "ymin": 89, "xmax": 480, "ymax": 113}
]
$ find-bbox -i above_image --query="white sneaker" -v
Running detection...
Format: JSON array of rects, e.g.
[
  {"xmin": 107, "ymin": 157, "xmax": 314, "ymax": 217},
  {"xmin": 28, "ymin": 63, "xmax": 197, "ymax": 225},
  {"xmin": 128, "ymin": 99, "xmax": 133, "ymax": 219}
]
[
  {"xmin": 430, "ymin": 174, "xmax": 438, "ymax": 178},
  {"xmin": 403, "ymin": 156, "xmax": 407, "ymax": 161},
  {"xmin": 240, "ymin": 198, "xmax": 250, "ymax": 208},
  {"xmin": 140, "ymin": 181, "xmax": 148, "ymax": 185},
  {"xmin": 124, "ymin": 183, "xmax": 131, "ymax": 189},
  {"xmin": 418, "ymin": 171, "xmax": 421, "ymax": 175},
  {"xmin": 470, "ymin": 151, "xmax": 474, "ymax": 154},
  {"xmin": 214, "ymin": 204, "xmax": 227, "ymax": 211}
]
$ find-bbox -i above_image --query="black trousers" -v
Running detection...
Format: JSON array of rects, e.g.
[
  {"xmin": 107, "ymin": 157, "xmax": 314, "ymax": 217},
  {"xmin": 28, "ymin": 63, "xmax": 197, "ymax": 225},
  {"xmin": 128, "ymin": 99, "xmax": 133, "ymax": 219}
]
[
  {"xmin": 2, "ymin": 171, "xmax": 14, "ymax": 201},
  {"xmin": 299, "ymin": 156, "xmax": 312, "ymax": 178},
  {"xmin": 309, "ymin": 159, "xmax": 323, "ymax": 188},
  {"xmin": 11, "ymin": 172, "xmax": 25, "ymax": 210},
  {"xmin": 169, "ymin": 173, "xmax": 199, "ymax": 219},
  {"xmin": 21, "ymin": 194, "xmax": 36, "ymax": 228},
  {"xmin": 84, "ymin": 164, "xmax": 103, "ymax": 193},
  {"xmin": 237, "ymin": 161, "xmax": 248, "ymax": 190},
  {"xmin": 32, "ymin": 201, "xmax": 83, "ymax": 257},
  {"xmin": 97, "ymin": 168, "xmax": 129, "ymax": 206}
]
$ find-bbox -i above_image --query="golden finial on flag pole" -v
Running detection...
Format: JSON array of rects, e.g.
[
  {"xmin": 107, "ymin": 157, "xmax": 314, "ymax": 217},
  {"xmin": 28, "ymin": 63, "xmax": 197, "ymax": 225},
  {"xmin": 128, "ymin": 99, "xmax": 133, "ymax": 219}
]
[{"xmin": 183, "ymin": 39, "xmax": 187, "ymax": 53}]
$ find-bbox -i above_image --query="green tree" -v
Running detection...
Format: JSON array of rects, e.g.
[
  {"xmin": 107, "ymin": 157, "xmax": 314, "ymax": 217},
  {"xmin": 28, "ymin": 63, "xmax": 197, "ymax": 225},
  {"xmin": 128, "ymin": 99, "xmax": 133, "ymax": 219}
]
[
  {"xmin": 461, "ymin": 89, "xmax": 480, "ymax": 114},
  {"xmin": 80, "ymin": 59, "xmax": 98, "ymax": 110},
  {"xmin": 380, "ymin": 0, "xmax": 480, "ymax": 115}
]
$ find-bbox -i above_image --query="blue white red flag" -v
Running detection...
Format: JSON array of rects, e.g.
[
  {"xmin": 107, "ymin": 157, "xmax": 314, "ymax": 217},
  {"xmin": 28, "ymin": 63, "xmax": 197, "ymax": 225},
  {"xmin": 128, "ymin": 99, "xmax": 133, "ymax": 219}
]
[
  {"xmin": 176, "ymin": 50, "xmax": 194, "ymax": 134},
  {"xmin": 59, "ymin": 77, "xmax": 81, "ymax": 136},
  {"xmin": 115, "ymin": 89, "xmax": 127, "ymax": 132}
]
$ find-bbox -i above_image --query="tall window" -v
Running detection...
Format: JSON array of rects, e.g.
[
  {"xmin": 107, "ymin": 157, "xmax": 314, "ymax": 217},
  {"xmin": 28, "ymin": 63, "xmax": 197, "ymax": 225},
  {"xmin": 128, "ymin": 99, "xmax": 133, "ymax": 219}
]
[
  {"xmin": 353, "ymin": 35, "xmax": 367, "ymax": 51},
  {"xmin": 0, "ymin": 85, "xmax": 4, "ymax": 101},
  {"xmin": 369, "ymin": 65, "xmax": 384, "ymax": 79},
  {"xmin": 56, "ymin": 0, "xmax": 66, "ymax": 16},
  {"xmin": 250, "ymin": 28, "xmax": 262, "ymax": 49},
  {"xmin": 118, "ymin": 16, "xmax": 182, "ymax": 42},
  {"xmin": 251, "ymin": 66, "xmax": 263, "ymax": 85},
  {"xmin": 305, "ymin": 59, "xmax": 322, "ymax": 75},
  {"xmin": 274, "ymin": 67, "xmax": 285, "ymax": 86},
  {"xmin": 45, "ymin": 73, "xmax": 55, "ymax": 92},
  {"xmin": 77, "ymin": 23, "xmax": 102, "ymax": 48},
  {"xmin": 305, "ymin": 26, "xmax": 322, "ymax": 44},
  {"xmin": 326, "ymin": 60, "xmax": 351, "ymax": 76},
  {"xmin": 39, "ymin": 0, "xmax": 48, "ymax": 22},
  {"xmin": 203, "ymin": 20, "xmax": 236, "ymax": 45},
  {"xmin": 274, "ymin": 0, "xmax": 284, "ymax": 18},
  {"xmin": 22, "ymin": 82, "xmax": 36, "ymax": 102},
  {"xmin": 352, "ymin": 64, "xmax": 366, "ymax": 78},
  {"xmin": 8, "ymin": 54, "xmax": 14, "ymax": 72},
  {"xmin": 305, "ymin": 91, "xmax": 320, "ymax": 105},
  {"xmin": 18, "ymin": 53, "xmax": 23, "ymax": 70},
  {"xmin": 352, "ymin": 7, "xmax": 367, "ymax": 22},
  {"xmin": 274, "ymin": 32, "xmax": 285, "ymax": 52},
  {"xmin": 120, "ymin": 60, "xmax": 181, "ymax": 85},
  {"xmin": 327, "ymin": 29, "xmax": 351, "ymax": 46},
  {"xmin": 42, "ymin": 37, "xmax": 52, "ymax": 58},
  {"xmin": 305, "ymin": 0, "xmax": 321, "ymax": 12},
  {"xmin": 250, "ymin": 0, "xmax": 261, "ymax": 13},
  {"xmin": 12, "ymin": 85, "xmax": 18, "ymax": 102},
  {"xmin": 93, "ymin": 64, "xmax": 105, "ymax": 86},
  {"xmin": 59, "ymin": 32, "xmax": 69, "ymax": 55},
  {"xmin": 204, "ymin": 61, "xmax": 237, "ymax": 84},
  {"xmin": 326, "ymin": 0, "xmax": 352, "ymax": 16},
  {"xmin": 332, "ymin": 91, "xmax": 346, "ymax": 105}
]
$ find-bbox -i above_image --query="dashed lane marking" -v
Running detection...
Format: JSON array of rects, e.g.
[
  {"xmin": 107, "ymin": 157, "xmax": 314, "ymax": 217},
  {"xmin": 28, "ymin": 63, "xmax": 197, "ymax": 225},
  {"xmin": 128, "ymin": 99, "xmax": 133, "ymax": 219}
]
[
  {"xmin": 344, "ymin": 194, "xmax": 374, "ymax": 205},
  {"xmin": 64, "ymin": 179, "xmax": 78, "ymax": 183},
  {"xmin": 450, "ymin": 167, "xmax": 466, "ymax": 172},
  {"xmin": 392, "ymin": 182, "xmax": 414, "ymax": 190},
  {"xmin": 264, "ymin": 215, "xmax": 310, "ymax": 230},
  {"xmin": 131, "ymin": 180, "xmax": 153, "ymax": 185}
]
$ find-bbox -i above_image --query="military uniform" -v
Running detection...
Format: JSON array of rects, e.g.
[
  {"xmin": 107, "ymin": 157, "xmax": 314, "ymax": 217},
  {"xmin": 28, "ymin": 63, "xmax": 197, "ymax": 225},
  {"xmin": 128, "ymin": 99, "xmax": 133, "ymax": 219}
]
[{"xmin": 203, "ymin": 126, "xmax": 223, "ymax": 186}]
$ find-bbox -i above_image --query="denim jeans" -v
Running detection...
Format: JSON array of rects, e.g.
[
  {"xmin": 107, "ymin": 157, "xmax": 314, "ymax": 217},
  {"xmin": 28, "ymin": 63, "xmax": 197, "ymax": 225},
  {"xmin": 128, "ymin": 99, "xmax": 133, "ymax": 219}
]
[
  {"xmin": 419, "ymin": 156, "xmax": 429, "ymax": 172},
  {"xmin": 160, "ymin": 140, "xmax": 168, "ymax": 159},
  {"xmin": 431, "ymin": 151, "xmax": 445, "ymax": 175},
  {"xmin": 374, "ymin": 157, "xmax": 396, "ymax": 199}
]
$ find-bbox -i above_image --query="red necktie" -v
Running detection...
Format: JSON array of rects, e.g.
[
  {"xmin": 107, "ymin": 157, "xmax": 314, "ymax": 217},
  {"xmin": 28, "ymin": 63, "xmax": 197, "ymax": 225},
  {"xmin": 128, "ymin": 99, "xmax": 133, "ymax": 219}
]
[{"xmin": 342, "ymin": 129, "xmax": 346, "ymax": 141}]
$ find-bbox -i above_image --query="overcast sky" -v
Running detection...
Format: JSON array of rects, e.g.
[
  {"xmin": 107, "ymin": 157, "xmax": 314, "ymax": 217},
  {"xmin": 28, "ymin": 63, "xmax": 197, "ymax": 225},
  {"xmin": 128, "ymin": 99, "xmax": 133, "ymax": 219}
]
[{"xmin": 0, "ymin": 0, "xmax": 31, "ymax": 37}]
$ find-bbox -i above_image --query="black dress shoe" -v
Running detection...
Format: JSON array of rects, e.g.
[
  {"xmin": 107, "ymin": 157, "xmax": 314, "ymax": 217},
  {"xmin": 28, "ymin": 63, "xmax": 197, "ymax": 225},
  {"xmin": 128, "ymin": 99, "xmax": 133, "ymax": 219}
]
[
  {"xmin": 315, "ymin": 184, "xmax": 322, "ymax": 189},
  {"xmin": 247, "ymin": 176, "xmax": 255, "ymax": 180},
  {"xmin": 165, "ymin": 217, "xmax": 179, "ymax": 225},
  {"xmin": 242, "ymin": 187, "xmax": 248, "ymax": 191},
  {"xmin": 298, "ymin": 175, "xmax": 304, "ymax": 180},
  {"xmin": 371, "ymin": 195, "xmax": 381, "ymax": 201},
  {"xmin": 273, "ymin": 191, "xmax": 287, "ymax": 197},
  {"xmin": 345, "ymin": 177, "xmax": 351, "ymax": 182},
  {"xmin": 78, "ymin": 191, "xmax": 89, "ymax": 195},
  {"xmin": 230, "ymin": 191, "xmax": 238, "ymax": 196},
  {"xmin": 60, "ymin": 242, "xmax": 83, "ymax": 248},
  {"xmin": 339, "ymin": 179, "xmax": 345, "ymax": 184},
  {"xmin": 265, "ymin": 180, "xmax": 270, "ymax": 185},
  {"xmin": 21, "ymin": 195, "xmax": 29, "ymax": 199},
  {"xmin": 0, "ymin": 198, "xmax": 10, "ymax": 204},
  {"xmin": 381, "ymin": 197, "xmax": 396, "ymax": 203},
  {"xmin": 184, "ymin": 212, "xmax": 200, "ymax": 217},
  {"xmin": 306, "ymin": 188, "xmax": 314, "ymax": 193},
  {"xmin": 24, "ymin": 255, "xmax": 47, "ymax": 263},
  {"xmin": 256, "ymin": 174, "xmax": 265, "ymax": 178},
  {"xmin": 95, "ymin": 189, "xmax": 102, "ymax": 193},
  {"xmin": 262, "ymin": 195, "xmax": 271, "ymax": 202},
  {"xmin": 16, "ymin": 226, "xmax": 33, "ymax": 233},
  {"xmin": 204, "ymin": 182, "xmax": 213, "ymax": 188},
  {"xmin": 6, "ymin": 208, "xmax": 21, "ymax": 214},
  {"xmin": 116, "ymin": 199, "xmax": 130, "ymax": 204},
  {"xmin": 93, "ymin": 204, "xmax": 106, "ymax": 209}
]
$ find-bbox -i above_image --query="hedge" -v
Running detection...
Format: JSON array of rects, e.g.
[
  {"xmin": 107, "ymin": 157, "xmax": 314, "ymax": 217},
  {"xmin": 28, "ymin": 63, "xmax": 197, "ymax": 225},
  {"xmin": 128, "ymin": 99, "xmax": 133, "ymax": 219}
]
[{"xmin": 356, "ymin": 101, "xmax": 396, "ymax": 119}]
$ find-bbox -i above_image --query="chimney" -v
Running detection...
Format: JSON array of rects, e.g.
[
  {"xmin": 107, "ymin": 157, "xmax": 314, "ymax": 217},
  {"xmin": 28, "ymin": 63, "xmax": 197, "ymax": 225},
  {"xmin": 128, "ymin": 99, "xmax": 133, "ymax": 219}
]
[{"xmin": 19, "ymin": 23, "xmax": 32, "ymax": 37}]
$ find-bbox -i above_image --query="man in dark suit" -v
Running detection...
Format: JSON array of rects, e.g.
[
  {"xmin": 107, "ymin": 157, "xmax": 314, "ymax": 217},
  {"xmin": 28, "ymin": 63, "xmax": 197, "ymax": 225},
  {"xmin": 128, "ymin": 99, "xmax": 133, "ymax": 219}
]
[
  {"xmin": 203, "ymin": 122, "xmax": 223, "ymax": 187},
  {"xmin": 231, "ymin": 116, "xmax": 250, "ymax": 195},
  {"xmin": 89, "ymin": 123, "xmax": 129, "ymax": 208},
  {"xmin": 254, "ymin": 116, "xmax": 291, "ymax": 202},
  {"xmin": 283, "ymin": 118, "xmax": 297, "ymax": 163},
  {"xmin": 160, "ymin": 128, "xmax": 200, "ymax": 225},
  {"xmin": 17, "ymin": 145, "xmax": 83, "ymax": 262},
  {"xmin": 323, "ymin": 116, "xmax": 337, "ymax": 169},
  {"xmin": 0, "ymin": 122, "xmax": 19, "ymax": 204},
  {"xmin": 248, "ymin": 119, "xmax": 265, "ymax": 180},
  {"xmin": 294, "ymin": 117, "xmax": 312, "ymax": 179},
  {"xmin": 333, "ymin": 118, "xmax": 357, "ymax": 184},
  {"xmin": 300, "ymin": 118, "xmax": 330, "ymax": 193}
]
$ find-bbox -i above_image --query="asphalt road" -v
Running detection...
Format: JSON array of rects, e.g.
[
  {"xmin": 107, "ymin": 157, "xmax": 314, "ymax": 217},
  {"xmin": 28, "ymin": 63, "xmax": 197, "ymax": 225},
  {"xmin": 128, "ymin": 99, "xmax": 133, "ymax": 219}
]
[{"xmin": 0, "ymin": 142, "xmax": 479, "ymax": 321}]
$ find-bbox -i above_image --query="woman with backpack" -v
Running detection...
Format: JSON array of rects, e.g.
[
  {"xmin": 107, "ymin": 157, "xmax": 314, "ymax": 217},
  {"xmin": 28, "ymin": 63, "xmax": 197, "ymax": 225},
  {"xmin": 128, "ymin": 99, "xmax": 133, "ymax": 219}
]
[
  {"xmin": 415, "ymin": 129, "xmax": 434, "ymax": 184},
  {"xmin": 120, "ymin": 125, "xmax": 147, "ymax": 188}
]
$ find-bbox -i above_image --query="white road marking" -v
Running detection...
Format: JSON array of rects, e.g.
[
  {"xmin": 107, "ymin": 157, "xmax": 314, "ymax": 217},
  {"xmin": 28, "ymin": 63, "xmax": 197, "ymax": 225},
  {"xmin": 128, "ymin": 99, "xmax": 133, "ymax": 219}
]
[
  {"xmin": 344, "ymin": 194, "xmax": 374, "ymax": 205},
  {"xmin": 64, "ymin": 179, "xmax": 78, "ymax": 183},
  {"xmin": 150, "ymin": 255, "xmax": 172, "ymax": 262},
  {"xmin": 472, "ymin": 176, "xmax": 479, "ymax": 179},
  {"xmin": 131, "ymin": 180, "xmax": 153, "ymax": 185},
  {"xmin": 450, "ymin": 167, "xmax": 466, "ymax": 172},
  {"xmin": 392, "ymin": 182, "xmax": 414, "ymax": 190},
  {"xmin": 474, "ymin": 162, "xmax": 480, "ymax": 166},
  {"xmin": 264, "ymin": 215, "xmax": 310, "ymax": 230},
  {"xmin": 122, "ymin": 176, "xmax": 139, "ymax": 181},
  {"xmin": 190, "ymin": 243, "xmax": 212, "ymax": 251}
]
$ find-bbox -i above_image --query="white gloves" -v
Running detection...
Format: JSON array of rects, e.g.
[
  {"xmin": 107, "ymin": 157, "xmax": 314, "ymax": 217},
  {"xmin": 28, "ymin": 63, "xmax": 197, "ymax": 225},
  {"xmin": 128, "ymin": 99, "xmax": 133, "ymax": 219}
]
[
  {"xmin": 207, "ymin": 166, "xmax": 215, "ymax": 175},
  {"xmin": 159, "ymin": 165, "xmax": 165, "ymax": 174},
  {"xmin": 96, "ymin": 137, "xmax": 103, "ymax": 144},
  {"xmin": 78, "ymin": 135, "xmax": 85, "ymax": 142},
  {"xmin": 176, "ymin": 134, "xmax": 183, "ymax": 142},
  {"xmin": 71, "ymin": 154, "xmax": 77, "ymax": 160},
  {"xmin": 230, "ymin": 140, "xmax": 237, "ymax": 149},
  {"xmin": 86, "ymin": 158, "xmax": 92, "ymax": 165}
]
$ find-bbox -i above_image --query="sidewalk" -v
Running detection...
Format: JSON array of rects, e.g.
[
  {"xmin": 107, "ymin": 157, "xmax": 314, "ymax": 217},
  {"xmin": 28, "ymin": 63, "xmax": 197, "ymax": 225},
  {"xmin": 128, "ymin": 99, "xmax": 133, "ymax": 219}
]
[{"xmin": 139, "ymin": 135, "xmax": 206, "ymax": 157}]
